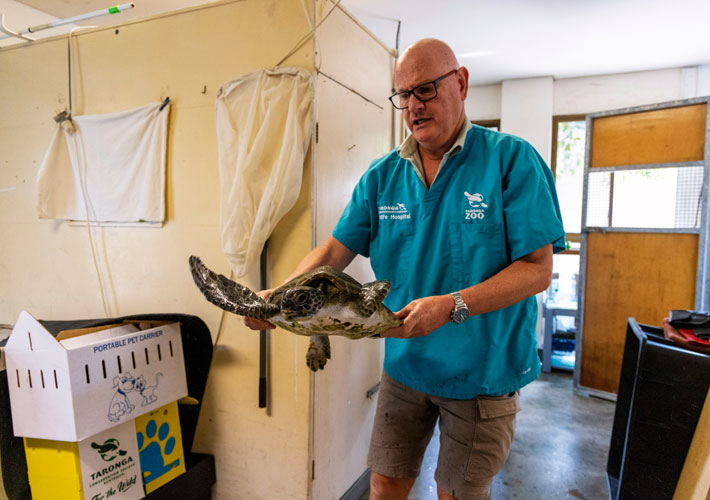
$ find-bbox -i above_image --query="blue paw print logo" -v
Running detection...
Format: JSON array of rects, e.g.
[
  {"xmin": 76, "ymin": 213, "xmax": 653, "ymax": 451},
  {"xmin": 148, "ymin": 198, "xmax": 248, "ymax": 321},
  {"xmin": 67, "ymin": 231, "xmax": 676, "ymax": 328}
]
[{"xmin": 137, "ymin": 419, "xmax": 180, "ymax": 485}]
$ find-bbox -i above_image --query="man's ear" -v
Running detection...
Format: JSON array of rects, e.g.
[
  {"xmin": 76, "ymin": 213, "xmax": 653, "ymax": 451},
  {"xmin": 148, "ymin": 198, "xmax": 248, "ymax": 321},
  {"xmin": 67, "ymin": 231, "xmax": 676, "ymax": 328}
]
[{"xmin": 457, "ymin": 66, "xmax": 469, "ymax": 100}]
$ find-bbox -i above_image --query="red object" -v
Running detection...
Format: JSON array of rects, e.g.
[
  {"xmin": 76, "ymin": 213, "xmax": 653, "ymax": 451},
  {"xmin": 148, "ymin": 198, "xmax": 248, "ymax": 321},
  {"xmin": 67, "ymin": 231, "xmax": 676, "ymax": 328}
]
[{"xmin": 678, "ymin": 329, "xmax": 710, "ymax": 346}]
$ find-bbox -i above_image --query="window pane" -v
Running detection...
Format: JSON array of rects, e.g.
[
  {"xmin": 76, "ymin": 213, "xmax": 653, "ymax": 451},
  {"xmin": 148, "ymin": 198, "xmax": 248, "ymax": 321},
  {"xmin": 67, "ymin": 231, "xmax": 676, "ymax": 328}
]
[
  {"xmin": 611, "ymin": 166, "xmax": 703, "ymax": 229},
  {"xmin": 555, "ymin": 120, "xmax": 586, "ymax": 233},
  {"xmin": 586, "ymin": 172, "xmax": 611, "ymax": 227},
  {"xmin": 585, "ymin": 166, "xmax": 703, "ymax": 229},
  {"xmin": 675, "ymin": 167, "xmax": 704, "ymax": 228}
]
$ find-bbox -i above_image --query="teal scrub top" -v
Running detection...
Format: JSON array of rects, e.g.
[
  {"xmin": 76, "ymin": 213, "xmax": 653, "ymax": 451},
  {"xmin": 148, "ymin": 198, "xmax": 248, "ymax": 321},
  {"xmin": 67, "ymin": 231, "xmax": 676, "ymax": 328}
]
[{"xmin": 333, "ymin": 125, "xmax": 566, "ymax": 399}]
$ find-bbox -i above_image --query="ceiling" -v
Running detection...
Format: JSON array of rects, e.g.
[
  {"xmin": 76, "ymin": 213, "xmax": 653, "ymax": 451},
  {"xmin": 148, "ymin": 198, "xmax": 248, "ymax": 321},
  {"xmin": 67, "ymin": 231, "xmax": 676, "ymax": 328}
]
[{"xmin": 2, "ymin": 0, "xmax": 710, "ymax": 85}]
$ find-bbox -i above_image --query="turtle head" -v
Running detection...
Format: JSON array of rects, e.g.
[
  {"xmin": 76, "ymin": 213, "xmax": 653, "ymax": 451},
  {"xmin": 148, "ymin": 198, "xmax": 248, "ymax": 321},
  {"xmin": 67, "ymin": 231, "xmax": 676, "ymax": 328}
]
[{"xmin": 281, "ymin": 286, "xmax": 325, "ymax": 319}]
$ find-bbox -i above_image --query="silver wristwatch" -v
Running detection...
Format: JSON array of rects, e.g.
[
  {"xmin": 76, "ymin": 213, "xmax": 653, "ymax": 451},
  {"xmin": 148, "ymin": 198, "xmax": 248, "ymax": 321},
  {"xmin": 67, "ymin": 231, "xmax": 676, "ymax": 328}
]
[{"xmin": 450, "ymin": 292, "xmax": 470, "ymax": 324}]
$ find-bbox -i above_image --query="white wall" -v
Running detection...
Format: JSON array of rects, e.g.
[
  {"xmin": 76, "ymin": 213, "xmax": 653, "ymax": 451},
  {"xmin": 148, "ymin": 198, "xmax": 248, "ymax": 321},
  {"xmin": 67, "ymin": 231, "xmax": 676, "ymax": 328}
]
[
  {"xmin": 553, "ymin": 68, "xmax": 685, "ymax": 115},
  {"xmin": 0, "ymin": 2, "xmax": 316, "ymax": 498},
  {"xmin": 500, "ymin": 76, "xmax": 554, "ymax": 164},
  {"xmin": 699, "ymin": 66, "xmax": 710, "ymax": 96},
  {"xmin": 465, "ymin": 84, "xmax": 501, "ymax": 121}
]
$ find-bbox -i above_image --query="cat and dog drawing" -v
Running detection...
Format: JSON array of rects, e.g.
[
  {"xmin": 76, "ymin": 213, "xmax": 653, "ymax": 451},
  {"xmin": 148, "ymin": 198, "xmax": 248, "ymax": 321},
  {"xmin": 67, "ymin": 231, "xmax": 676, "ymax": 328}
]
[{"xmin": 108, "ymin": 372, "xmax": 163, "ymax": 422}]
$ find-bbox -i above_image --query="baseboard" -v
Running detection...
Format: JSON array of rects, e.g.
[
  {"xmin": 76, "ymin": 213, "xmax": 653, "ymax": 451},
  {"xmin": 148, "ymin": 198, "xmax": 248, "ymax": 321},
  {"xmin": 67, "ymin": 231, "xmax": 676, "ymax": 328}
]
[{"xmin": 339, "ymin": 468, "xmax": 370, "ymax": 500}]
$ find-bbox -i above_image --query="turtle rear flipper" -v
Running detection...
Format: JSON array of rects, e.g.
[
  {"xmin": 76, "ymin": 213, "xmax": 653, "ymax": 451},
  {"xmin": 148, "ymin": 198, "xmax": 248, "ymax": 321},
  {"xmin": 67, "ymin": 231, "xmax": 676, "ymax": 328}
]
[
  {"xmin": 189, "ymin": 256, "xmax": 278, "ymax": 319},
  {"xmin": 306, "ymin": 335, "xmax": 330, "ymax": 371}
]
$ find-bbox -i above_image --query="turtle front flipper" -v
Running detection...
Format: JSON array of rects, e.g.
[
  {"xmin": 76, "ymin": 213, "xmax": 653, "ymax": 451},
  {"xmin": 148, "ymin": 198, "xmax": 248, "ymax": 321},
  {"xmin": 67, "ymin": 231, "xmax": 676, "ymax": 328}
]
[
  {"xmin": 306, "ymin": 335, "xmax": 330, "ymax": 371},
  {"xmin": 359, "ymin": 280, "xmax": 392, "ymax": 316},
  {"xmin": 189, "ymin": 256, "xmax": 279, "ymax": 320}
]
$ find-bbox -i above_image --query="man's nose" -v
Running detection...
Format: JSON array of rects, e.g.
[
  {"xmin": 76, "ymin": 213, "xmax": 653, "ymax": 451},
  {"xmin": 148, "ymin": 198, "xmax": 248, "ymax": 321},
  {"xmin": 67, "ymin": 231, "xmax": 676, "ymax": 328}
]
[{"xmin": 407, "ymin": 93, "xmax": 425, "ymax": 111}]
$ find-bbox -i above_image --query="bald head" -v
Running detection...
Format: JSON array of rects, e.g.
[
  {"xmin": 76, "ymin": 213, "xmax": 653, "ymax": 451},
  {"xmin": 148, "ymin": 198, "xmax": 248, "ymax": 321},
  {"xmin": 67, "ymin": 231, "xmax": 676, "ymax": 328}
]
[
  {"xmin": 395, "ymin": 38, "xmax": 460, "ymax": 82},
  {"xmin": 393, "ymin": 38, "xmax": 469, "ymax": 159}
]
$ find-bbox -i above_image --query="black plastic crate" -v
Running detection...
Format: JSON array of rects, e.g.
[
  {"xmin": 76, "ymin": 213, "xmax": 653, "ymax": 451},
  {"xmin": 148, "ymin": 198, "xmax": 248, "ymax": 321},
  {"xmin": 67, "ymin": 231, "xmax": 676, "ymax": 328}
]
[{"xmin": 607, "ymin": 318, "xmax": 710, "ymax": 500}]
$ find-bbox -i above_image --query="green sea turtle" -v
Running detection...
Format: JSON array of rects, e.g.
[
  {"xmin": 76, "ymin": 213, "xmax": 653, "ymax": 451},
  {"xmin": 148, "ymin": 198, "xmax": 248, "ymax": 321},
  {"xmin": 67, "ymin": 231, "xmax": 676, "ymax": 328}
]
[{"xmin": 189, "ymin": 256, "xmax": 401, "ymax": 370}]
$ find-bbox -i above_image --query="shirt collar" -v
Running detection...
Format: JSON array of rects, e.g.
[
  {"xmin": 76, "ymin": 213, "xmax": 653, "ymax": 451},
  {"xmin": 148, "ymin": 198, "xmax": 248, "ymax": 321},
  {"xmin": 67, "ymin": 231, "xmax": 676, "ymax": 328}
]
[{"xmin": 398, "ymin": 117, "xmax": 472, "ymax": 183}]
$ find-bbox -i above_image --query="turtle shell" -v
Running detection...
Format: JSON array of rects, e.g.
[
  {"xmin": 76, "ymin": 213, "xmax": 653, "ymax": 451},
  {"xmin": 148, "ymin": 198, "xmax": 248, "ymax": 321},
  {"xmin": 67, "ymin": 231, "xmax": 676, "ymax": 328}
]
[
  {"xmin": 268, "ymin": 266, "xmax": 364, "ymax": 310},
  {"xmin": 265, "ymin": 266, "xmax": 401, "ymax": 339}
]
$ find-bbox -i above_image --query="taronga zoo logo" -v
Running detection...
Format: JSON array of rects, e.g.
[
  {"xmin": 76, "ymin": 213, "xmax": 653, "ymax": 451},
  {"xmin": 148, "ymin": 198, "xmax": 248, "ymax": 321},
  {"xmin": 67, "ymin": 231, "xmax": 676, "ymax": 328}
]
[
  {"xmin": 91, "ymin": 438, "xmax": 128, "ymax": 462},
  {"xmin": 463, "ymin": 192, "xmax": 488, "ymax": 221}
]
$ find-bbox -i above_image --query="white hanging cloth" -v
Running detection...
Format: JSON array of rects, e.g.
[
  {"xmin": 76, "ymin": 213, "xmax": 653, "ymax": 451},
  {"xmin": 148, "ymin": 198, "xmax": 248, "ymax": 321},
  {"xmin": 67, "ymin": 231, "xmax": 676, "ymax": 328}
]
[
  {"xmin": 215, "ymin": 67, "xmax": 314, "ymax": 278},
  {"xmin": 37, "ymin": 101, "xmax": 169, "ymax": 222}
]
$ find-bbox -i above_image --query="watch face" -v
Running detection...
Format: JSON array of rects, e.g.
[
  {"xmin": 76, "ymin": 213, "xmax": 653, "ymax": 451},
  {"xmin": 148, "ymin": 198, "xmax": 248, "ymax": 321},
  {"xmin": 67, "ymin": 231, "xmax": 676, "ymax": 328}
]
[{"xmin": 452, "ymin": 308, "xmax": 470, "ymax": 324}]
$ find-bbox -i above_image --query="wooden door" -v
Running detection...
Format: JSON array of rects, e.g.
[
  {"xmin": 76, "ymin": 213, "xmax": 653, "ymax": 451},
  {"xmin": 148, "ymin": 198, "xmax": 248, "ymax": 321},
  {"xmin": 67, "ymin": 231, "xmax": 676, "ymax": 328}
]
[{"xmin": 577, "ymin": 99, "xmax": 708, "ymax": 398}]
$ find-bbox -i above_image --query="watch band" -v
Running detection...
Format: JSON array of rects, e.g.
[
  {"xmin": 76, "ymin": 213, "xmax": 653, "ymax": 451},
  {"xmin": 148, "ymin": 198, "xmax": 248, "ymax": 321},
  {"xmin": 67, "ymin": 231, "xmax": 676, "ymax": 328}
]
[{"xmin": 451, "ymin": 292, "xmax": 465, "ymax": 308}]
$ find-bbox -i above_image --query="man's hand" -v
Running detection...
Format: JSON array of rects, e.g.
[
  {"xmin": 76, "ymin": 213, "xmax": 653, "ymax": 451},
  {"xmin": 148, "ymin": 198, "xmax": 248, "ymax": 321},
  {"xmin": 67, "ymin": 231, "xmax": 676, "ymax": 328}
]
[
  {"xmin": 243, "ymin": 289, "xmax": 276, "ymax": 331},
  {"xmin": 381, "ymin": 295, "xmax": 453, "ymax": 338},
  {"xmin": 662, "ymin": 317, "xmax": 710, "ymax": 355}
]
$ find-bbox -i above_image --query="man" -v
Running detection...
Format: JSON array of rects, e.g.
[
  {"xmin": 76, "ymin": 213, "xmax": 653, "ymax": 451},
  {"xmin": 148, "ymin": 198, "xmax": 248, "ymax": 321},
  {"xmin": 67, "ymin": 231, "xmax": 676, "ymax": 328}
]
[{"xmin": 246, "ymin": 38, "xmax": 565, "ymax": 500}]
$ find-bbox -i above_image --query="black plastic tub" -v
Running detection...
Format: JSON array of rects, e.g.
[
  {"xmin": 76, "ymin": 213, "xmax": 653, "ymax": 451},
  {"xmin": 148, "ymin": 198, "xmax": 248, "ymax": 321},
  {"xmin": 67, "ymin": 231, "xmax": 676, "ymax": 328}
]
[{"xmin": 607, "ymin": 318, "xmax": 710, "ymax": 500}]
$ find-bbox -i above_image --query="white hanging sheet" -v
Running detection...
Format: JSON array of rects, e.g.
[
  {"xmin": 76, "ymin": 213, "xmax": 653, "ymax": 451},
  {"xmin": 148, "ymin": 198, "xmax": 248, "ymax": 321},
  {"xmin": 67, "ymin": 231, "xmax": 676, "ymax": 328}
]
[
  {"xmin": 216, "ymin": 67, "xmax": 314, "ymax": 278},
  {"xmin": 37, "ymin": 101, "xmax": 169, "ymax": 223}
]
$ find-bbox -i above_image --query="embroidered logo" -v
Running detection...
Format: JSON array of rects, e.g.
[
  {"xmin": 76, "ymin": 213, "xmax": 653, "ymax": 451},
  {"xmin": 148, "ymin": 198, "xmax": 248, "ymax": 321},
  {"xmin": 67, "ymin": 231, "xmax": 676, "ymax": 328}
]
[
  {"xmin": 463, "ymin": 192, "xmax": 487, "ymax": 221},
  {"xmin": 378, "ymin": 202, "xmax": 410, "ymax": 220}
]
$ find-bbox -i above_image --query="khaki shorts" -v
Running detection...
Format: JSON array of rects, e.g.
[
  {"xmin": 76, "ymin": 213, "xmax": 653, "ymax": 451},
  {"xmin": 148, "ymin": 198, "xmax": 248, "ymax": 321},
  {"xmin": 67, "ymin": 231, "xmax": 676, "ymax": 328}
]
[{"xmin": 367, "ymin": 372, "xmax": 520, "ymax": 500}]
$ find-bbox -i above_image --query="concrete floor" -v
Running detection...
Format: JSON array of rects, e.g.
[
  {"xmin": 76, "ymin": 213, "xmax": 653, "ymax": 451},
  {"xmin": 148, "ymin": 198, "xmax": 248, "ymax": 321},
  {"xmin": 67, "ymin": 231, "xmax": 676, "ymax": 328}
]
[{"xmin": 361, "ymin": 370, "xmax": 615, "ymax": 500}]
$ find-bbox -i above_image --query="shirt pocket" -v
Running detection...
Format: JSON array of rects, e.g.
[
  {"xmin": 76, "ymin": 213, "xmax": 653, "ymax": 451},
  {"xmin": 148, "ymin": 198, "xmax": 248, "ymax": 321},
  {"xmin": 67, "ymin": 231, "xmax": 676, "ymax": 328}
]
[{"xmin": 450, "ymin": 221, "xmax": 508, "ymax": 289}]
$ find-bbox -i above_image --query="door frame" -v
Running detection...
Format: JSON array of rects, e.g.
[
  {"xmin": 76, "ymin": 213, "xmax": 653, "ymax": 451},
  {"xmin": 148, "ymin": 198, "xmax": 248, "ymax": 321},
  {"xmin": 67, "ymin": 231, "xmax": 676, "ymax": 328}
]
[{"xmin": 575, "ymin": 96, "xmax": 710, "ymax": 400}]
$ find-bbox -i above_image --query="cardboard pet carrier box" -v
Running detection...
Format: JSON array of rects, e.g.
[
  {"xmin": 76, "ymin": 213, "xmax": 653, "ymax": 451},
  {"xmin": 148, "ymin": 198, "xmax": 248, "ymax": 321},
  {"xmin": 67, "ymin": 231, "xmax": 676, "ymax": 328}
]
[{"xmin": 5, "ymin": 311, "xmax": 188, "ymax": 442}]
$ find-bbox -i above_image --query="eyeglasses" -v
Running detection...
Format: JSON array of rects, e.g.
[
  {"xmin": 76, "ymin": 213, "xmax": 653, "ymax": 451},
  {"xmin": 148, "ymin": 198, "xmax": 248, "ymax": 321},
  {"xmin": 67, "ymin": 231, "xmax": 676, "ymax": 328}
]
[{"xmin": 388, "ymin": 69, "xmax": 458, "ymax": 110}]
